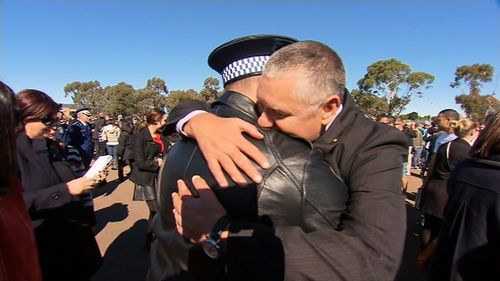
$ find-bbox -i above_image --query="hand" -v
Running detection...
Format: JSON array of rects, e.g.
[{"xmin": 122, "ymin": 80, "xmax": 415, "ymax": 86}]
[
  {"xmin": 95, "ymin": 169, "xmax": 108, "ymax": 182},
  {"xmin": 157, "ymin": 157, "xmax": 164, "ymax": 167},
  {"xmin": 184, "ymin": 113, "xmax": 269, "ymax": 187},
  {"xmin": 172, "ymin": 176, "xmax": 227, "ymax": 243},
  {"xmin": 67, "ymin": 177, "xmax": 98, "ymax": 195}
]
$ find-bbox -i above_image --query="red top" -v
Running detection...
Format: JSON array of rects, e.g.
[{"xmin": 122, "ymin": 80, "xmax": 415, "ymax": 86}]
[
  {"xmin": 152, "ymin": 133, "xmax": 165, "ymax": 154},
  {"xmin": 0, "ymin": 180, "xmax": 42, "ymax": 281}
]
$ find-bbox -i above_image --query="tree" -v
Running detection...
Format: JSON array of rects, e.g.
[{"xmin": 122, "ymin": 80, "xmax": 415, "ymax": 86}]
[
  {"xmin": 351, "ymin": 89, "xmax": 388, "ymax": 118},
  {"xmin": 451, "ymin": 64, "xmax": 497, "ymax": 120},
  {"xmin": 63, "ymin": 81, "xmax": 106, "ymax": 113},
  {"xmin": 400, "ymin": 112, "xmax": 420, "ymax": 120},
  {"xmin": 199, "ymin": 77, "xmax": 221, "ymax": 102},
  {"xmin": 455, "ymin": 94, "xmax": 500, "ymax": 121},
  {"xmin": 450, "ymin": 64, "xmax": 494, "ymax": 96},
  {"xmin": 356, "ymin": 59, "xmax": 435, "ymax": 117},
  {"xmin": 104, "ymin": 82, "xmax": 136, "ymax": 116},
  {"xmin": 165, "ymin": 89, "xmax": 200, "ymax": 113},
  {"xmin": 144, "ymin": 77, "xmax": 169, "ymax": 108}
]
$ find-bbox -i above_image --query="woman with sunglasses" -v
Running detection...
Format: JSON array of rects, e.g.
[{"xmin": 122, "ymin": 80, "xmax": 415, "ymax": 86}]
[{"xmin": 15, "ymin": 89, "xmax": 105, "ymax": 281}]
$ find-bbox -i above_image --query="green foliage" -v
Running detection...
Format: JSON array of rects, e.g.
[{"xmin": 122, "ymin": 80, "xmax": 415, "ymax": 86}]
[
  {"xmin": 351, "ymin": 89, "xmax": 388, "ymax": 118},
  {"xmin": 450, "ymin": 64, "xmax": 494, "ymax": 95},
  {"xmin": 199, "ymin": 77, "xmax": 221, "ymax": 102},
  {"xmin": 165, "ymin": 89, "xmax": 200, "ymax": 113},
  {"xmin": 451, "ymin": 64, "xmax": 496, "ymax": 121},
  {"xmin": 356, "ymin": 58, "xmax": 434, "ymax": 116},
  {"xmin": 143, "ymin": 77, "xmax": 169, "ymax": 108},
  {"xmin": 64, "ymin": 81, "xmax": 106, "ymax": 113},
  {"xmin": 455, "ymin": 94, "xmax": 500, "ymax": 120},
  {"xmin": 104, "ymin": 82, "xmax": 136, "ymax": 116},
  {"xmin": 406, "ymin": 112, "xmax": 420, "ymax": 120}
]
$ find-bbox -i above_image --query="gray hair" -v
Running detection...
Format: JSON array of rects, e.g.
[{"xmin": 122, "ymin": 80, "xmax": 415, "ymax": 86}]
[{"xmin": 263, "ymin": 40, "xmax": 346, "ymax": 107}]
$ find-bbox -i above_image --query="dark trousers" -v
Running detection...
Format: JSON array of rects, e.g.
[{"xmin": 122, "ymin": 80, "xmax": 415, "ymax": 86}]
[{"xmin": 420, "ymin": 214, "xmax": 443, "ymax": 249}]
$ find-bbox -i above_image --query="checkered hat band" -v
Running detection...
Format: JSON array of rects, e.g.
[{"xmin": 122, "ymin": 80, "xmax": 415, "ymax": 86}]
[{"xmin": 221, "ymin": 55, "xmax": 270, "ymax": 84}]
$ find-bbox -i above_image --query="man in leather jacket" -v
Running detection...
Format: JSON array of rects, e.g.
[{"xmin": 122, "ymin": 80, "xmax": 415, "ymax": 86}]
[
  {"xmin": 147, "ymin": 35, "xmax": 349, "ymax": 281},
  {"xmin": 162, "ymin": 39, "xmax": 407, "ymax": 281}
]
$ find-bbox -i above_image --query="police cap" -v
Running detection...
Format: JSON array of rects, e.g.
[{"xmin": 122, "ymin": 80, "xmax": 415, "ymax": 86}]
[{"xmin": 208, "ymin": 34, "xmax": 298, "ymax": 86}]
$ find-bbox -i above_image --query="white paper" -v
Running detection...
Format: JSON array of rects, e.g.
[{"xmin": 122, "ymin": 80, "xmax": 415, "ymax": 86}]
[{"xmin": 84, "ymin": 155, "xmax": 113, "ymax": 179}]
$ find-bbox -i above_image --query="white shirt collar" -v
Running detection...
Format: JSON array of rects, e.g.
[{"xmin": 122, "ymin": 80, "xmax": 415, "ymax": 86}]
[{"xmin": 325, "ymin": 104, "xmax": 343, "ymax": 132}]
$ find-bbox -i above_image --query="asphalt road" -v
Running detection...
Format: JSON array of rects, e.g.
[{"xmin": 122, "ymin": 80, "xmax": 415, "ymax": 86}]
[{"xmin": 91, "ymin": 169, "xmax": 427, "ymax": 281}]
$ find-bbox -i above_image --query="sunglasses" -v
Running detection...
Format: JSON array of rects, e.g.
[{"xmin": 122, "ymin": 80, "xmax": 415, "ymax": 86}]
[{"xmin": 40, "ymin": 116, "xmax": 59, "ymax": 127}]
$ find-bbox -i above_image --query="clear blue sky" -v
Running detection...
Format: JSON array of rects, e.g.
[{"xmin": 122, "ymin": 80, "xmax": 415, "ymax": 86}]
[{"xmin": 2, "ymin": 1, "xmax": 500, "ymax": 116}]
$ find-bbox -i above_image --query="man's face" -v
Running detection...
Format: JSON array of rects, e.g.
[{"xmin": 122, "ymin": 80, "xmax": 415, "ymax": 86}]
[
  {"xmin": 79, "ymin": 113, "xmax": 90, "ymax": 122},
  {"xmin": 256, "ymin": 72, "xmax": 333, "ymax": 141},
  {"xmin": 437, "ymin": 113, "xmax": 449, "ymax": 131}
]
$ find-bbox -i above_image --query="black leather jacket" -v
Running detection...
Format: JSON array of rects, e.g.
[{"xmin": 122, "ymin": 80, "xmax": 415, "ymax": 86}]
[{"xmin": 148, "ymin": 92, "xmax": 348, "ymax": 280}]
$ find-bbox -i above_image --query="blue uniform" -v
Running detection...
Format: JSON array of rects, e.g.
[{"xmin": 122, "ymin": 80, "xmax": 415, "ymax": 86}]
[{"xmin": 68, "ymin": 120, "xmax": 93, "ymax": 168}]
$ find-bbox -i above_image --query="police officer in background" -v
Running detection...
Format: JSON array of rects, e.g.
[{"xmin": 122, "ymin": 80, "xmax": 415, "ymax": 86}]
[{"xmin": 68, "ymin": 108, "xmax": 94, "ymax": 169}]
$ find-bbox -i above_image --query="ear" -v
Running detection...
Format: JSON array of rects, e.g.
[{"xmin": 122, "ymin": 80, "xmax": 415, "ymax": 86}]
[{"xmin": 320, "ymin": 95, "xmax": 341, "ymax": 125}]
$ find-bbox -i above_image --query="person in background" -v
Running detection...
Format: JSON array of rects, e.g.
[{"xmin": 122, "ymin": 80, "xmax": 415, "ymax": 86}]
[
  {"xmin": 92, "ymin": 113, "xmax": 107, "ymax": 157},
  {"xmin": 0, "ymin": 81, "xmax": 42, "ymax": 281},
  {"xmin": 419, "ymin": 118, "xmax": 479, "ymax": 252},
  {"xmin": 412, "ymin": 122, "xmax": 424, "ymax": 169},
  {"xmin": 402, "ymin": 120, "xmax": 417, "ymax": 175},
  {"xmin": 395, "ymin": 118, "xmax": 411, "ymax": 192},
  {"xmin": 15, "ymin": 89, "xmax": 105, "ymax": 281},
  {"xmin": 55, "ymin": 110, "xmax": 71, "ymax": 147},
  {"xmin": 68, "ymin": 108, "xmax": 94, "ymax": 169},
  {"xmin": 129, "ymin": 108, "xmax": 169, "ymax": 247},
  {"xmin": 433, "ymin": 109, "xmax": 460, "ymax": 153},
  {"xmin": 101, "ymin": 118, "xmax": 121, "ymax": 169},
  {"xmin": 117, "ymin": 116, "xmax": 134, "ymax": 182},
  {"xmin": 377, "ymin": 113, "xmax": 395, "ymax": 127},
  {"xmin": 117, "ymin": 114, "xmax": 123, "ymax": 128},
  {"xmin": 421, "ymin": 121, "xmax": 440, "ymax": 176},
  {"xmin": 428, "ymin": 112, "xmax": 500, "ymax": 281}
]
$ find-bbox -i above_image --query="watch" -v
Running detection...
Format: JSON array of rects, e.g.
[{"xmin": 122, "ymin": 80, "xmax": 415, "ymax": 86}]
[{"xmin": 201, "ymin": 216, "xmax": 230, "ymax": 259}]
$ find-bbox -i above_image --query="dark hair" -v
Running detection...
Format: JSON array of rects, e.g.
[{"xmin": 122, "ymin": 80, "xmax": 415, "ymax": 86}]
[
  {"xmin": 15, "ymin": 89, "xmax": 59, "ymax": 134},
  {"xmin": 471, "ymin": 112, "xmax": 500, "ymax": 158},
  {"xmin": 121, "ymin": 118, "xmax": 134, "ymax": 134},
  {"xmin": 140, "ymin": 108, "xmax": 166, "ymax": 129},
  {"xmin": 0, "ymin": 82, "xmax": 18, "ymax": 195},
  {"xmin": 376, "ymin": 114, "xmax": 395, "ymax": 126},
  {"xmin": 438, "ymin": 109, "xmax": 460, "ymax": 121}
]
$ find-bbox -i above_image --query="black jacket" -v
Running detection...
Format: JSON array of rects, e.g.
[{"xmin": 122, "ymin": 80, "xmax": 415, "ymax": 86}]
[
  {"xmin": 428, "ymin": 155, "xmax": 500, "ymax": 281},
  {"xmin": 423, "ymin": 138, "xmax": 472, "ymax": 218},
  {"xmin": 149, "ymin": 92, "xmax": 348, "ymax": 281},
  {"xmin": 157, "ymin": 91, "xmax": 407, "ymax": 281},
  {"xmin": 117, "ymin": 130, "xmax": 133, "ymax": 161},
  {"xmin": 129, "ymin": 127, "xmax": 168, "ymax": 187}
]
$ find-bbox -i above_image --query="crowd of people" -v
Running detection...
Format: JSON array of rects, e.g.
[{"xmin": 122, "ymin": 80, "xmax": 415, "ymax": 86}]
[{"xmin": 1, "ymin": 34, "xmax": 499, "ymax": 281}]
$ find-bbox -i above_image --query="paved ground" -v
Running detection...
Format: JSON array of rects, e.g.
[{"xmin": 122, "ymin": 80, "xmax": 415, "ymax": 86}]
[{"xmin": 92, "ymin": 169, "xmax": 426, "ymax": 281}]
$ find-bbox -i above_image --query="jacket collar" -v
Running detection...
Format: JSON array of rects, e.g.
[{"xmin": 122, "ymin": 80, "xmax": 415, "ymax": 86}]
[
  {"xmin": 138, "ymin": 127, "xmax": 154, "ymax": 141},
  {"xmin": 212, "ymin": 91, "xmax": 259, "ymax": 124},
  {"xmin": 315, "ymin": 89, "xmax": 356, "ymax": 145}
]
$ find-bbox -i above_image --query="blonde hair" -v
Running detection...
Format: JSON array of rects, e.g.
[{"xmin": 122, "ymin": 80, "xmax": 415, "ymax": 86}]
[{"xmin": 449, "ymin": 118, "xmax": 478, "ymax": 138}]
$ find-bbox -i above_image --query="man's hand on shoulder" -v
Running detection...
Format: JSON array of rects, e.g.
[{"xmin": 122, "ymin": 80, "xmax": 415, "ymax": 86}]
[{"xmin": 184, "ymin": 113, "xmax": 269, "ymax": 187}]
